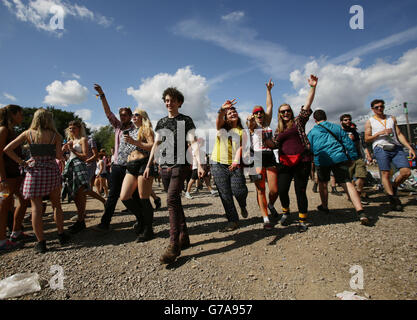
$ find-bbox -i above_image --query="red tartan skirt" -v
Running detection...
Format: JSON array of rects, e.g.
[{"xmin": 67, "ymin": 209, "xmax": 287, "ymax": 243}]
[{"xmin": 21, "ymin": 156, "xmax": 61, "ymax": 200}]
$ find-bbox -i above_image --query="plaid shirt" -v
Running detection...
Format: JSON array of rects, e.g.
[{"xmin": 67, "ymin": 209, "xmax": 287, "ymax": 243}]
[{"xmin": 107, "ymin": 112, "xmax": 135, "ymax": 166}]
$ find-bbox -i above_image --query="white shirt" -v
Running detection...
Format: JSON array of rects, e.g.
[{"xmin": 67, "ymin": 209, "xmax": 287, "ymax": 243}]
[{"xmin": 369, "ymin": 115, "xmax": 401, "ymax": 150}]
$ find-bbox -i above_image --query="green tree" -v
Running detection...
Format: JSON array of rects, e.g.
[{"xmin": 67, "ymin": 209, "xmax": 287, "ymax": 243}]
[
  {"xmin": 16, "ymin": 106, "xmax": 91, "ymax": 138},
  {"xmin": 92, "ymin": 125, "xmax": 115, "ymax": 154}
]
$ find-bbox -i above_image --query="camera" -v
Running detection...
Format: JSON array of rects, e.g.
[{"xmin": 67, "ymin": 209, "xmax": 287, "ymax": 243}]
[{"xmin": 123, "ymin": 130, "xmax": 130, "ymax": 136}]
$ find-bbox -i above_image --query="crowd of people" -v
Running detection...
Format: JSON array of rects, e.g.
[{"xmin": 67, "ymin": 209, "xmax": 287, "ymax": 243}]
[{"xmin": 0, "ymin": 75, "xmax": 416, "ymax": 265}]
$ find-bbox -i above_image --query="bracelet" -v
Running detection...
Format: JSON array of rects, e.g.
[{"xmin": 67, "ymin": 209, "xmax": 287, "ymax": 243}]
[
  {"xmin": 218, "ymin": 108, "xmax": 226, "ymax": 114},
  {"xmin": 100, "ymin": 94, "xmax": 105, "ymax": 99}
]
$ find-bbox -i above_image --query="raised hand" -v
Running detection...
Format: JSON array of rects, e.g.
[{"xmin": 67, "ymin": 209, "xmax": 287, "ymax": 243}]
[
  {"xmin": 308, "ymin": 75, "xmax": 318, "ymax": 88},
  {"xmin": 94, "ymin": 84, "xmax": 104, "ymax": 95},
  {"xmin": 266, "ymin": 79, "xmax": 274, "ymax": 91},
  {"xmin": 222, "ymin": 99, "xmax": 237, "ymax": 110}
]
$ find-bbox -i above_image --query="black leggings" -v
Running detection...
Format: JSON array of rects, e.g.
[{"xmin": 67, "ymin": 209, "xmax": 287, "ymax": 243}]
[{"xmin": 278, "ymin": 161, "xmax": 311, "ymax": 213}]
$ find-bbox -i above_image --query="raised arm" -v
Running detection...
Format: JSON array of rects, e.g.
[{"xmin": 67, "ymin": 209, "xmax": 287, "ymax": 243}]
[
  {"xmin": 303, "ymin": 75, "xmax": 318, "ymax": 111},
  {"xmin": 94, "ymin": 84, "xmax": 112, "ymax": 118},
  {"xmin": 216, "ymin": 99, "xmax": 237, "ymax": 130},
  {"xmin": 265, "ymin": 79, "xmax": 274, "ymax": 126}
]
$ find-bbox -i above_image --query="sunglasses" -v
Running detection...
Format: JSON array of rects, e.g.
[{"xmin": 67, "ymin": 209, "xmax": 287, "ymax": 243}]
[
  {"xmin": 280, "ymin": 109, "xmax": 292, "ymax": 115},
  {"xmin": 132, "ymin": 113, "xmax": 141, "ymax": 117},
  {"xmin": 372, "ymin": 105, "xmax": 385, "ymax": 110}
]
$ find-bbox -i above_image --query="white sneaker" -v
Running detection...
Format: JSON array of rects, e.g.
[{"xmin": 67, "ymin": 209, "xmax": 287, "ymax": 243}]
[
  {"xmin": 210, "ymin": 190, "xmax": 219, "ymax": 196},
  {"xmin": 185, "ymin": 192, "xmax": 193, "ymax": 199}
]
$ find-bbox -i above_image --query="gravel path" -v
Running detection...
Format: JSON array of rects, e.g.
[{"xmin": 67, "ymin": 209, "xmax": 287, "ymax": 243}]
[{"xmin": 1, "ymin": 180, "xmax": 416, "ymax": 300}]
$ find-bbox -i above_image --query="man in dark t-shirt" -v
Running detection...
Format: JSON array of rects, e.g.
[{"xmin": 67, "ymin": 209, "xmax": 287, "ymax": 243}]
[
  {"xmin": 340, "ymin": 114, "xmax": 372, "ymax": 204},
  {"xmin": 144, "ymin": 87, "xmax": 204, "ymax": 265}
]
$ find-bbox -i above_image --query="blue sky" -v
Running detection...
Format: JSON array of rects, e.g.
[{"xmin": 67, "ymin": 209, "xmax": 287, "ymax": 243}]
[{"xmin": 1, "ymin": 0, "xmax": 417, "ymax": 135}]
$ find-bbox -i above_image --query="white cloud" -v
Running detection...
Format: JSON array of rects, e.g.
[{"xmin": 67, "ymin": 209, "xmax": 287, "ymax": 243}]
[
  {"xmin": 332, "ymin": 25, "xmax": 417, "ymax": 64},
  {"xmin": 127, "ymin": 66, "xmax": 212, "ymax": 124},
  {"xmin": 221, "ymin": 11, "xmax": 245, "ymax": 23},
  {"xmin": 75, "ymin": 108, "xmax": 92, "ymax": 121},
  {"xmin": 174, "ymin": 18, "xmax": 308, "ymax": 79},
  {"xmin": 284, "ymin": 47, "xmax": 417, "ymax": 132},
  {"xmin": 3, "ymin": 92, "xmax": 17, "ymax": 101},
  {"xmin": 2, "ymin": 0, "xmax": 114, "ymax": 36},
  {"xmin": 44, "ymin": 80, "xmax": 88, "ymax": 106}
]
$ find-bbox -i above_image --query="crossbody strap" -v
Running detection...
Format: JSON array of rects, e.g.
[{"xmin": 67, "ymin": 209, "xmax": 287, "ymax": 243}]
[{"xmin": 317, "ymin": 123, "xmax": 351, "ymax": 161}]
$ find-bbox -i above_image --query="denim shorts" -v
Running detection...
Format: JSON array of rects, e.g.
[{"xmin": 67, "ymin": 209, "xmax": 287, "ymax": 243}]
[{"xmin": 374, "ymin": 146, "xmax": 410, "ymax": 171}]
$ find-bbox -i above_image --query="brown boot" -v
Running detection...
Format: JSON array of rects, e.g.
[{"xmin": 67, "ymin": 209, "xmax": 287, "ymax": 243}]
[
  {"xmin": 160, "ymin": 243, "xmax": 181, "ymax": 264},
  {"xmin": 179, "ymin": 233, "xmax": 191, "ymax": 250}
]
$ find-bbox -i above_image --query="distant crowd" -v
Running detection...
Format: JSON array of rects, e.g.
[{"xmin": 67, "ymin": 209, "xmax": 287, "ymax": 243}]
[{"xmin": 1, "ymin": 75, "xmax": 415, "ymax": 265}]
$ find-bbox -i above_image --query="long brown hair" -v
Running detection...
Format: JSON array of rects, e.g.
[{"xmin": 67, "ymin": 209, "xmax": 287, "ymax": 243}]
[
  {"xmin": 222, "ymin": 107, "xmax": 243, "ymax": 131},
  {"xmin": 277, "ymin": 104, "xmax": 295, "ymax": 134},
  {"xmin": 0, "ymin": 105, "xmax": 23, "ymax": 132}
]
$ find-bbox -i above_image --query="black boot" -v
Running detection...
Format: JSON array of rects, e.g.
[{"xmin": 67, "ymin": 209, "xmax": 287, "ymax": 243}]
[
  {"xmin": 122, "ymin": 198, "xmax": 144, "ymax": 235},
  {"xmin": 136, "ymin": 199, "xmax": 154, "ymax": 243}
]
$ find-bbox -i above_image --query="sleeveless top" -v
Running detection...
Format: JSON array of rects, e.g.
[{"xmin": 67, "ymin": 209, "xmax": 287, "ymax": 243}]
[
  {"xmin": 369, "ymin": 115, "xmax": 401, "ymax": 150},
  {"xmin": 211, "ymin": 127, "xmax": 243, "ymax": 165},
  {"xmin": 251, "ymin": 126, "xmax": 273, "ymax": 152},
  {"xmin": 69, "ymin": 140, "xmax": 83, "ymax": 161},
  {"xmin": 3, "ymin": 128, "xmax": 22, "ymax": 178},
  {"xmin": 29, "ymin": 131, "xmax": 56, "ymax": 157}
]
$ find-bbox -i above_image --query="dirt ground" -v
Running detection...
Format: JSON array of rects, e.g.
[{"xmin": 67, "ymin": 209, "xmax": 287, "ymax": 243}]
[{"xmin": 1, "ymin": 178, "xmax": 416, "ymax": 300}]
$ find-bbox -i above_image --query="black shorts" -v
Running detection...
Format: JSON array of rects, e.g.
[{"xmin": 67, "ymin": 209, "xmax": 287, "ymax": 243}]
[
  {"xmin": 317, "ymin": 162, "xmax": 351, "ymax": 184},
  {"xmin": 254, "ymin": 151, "xmax": 277, "ymax": 168},
  {"xmin": 126, "ymin": 158, "xmax": 155, "ymax": 177},
  {"xmin": 191, "ymin": 169, "xmax": 199, "ymax": 180}
]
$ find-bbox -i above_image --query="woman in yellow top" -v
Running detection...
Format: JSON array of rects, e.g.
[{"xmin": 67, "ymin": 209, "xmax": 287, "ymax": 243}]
[{"xmin": 211, "ymin": 99, "xmax": 249, "ymax": 232}]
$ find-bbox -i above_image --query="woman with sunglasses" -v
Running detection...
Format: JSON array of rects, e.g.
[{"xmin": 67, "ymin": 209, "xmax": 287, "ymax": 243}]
[
  {"xmin": 120, "ymin": 109, "xmax": 156, "ymax": 242},
  {"xmin": 246, "ymin": 79, "xmax": 279, "ymax": 230},
  {"xmin": 62, "ymin": 120, "xmax": 106, "ymax": 234},
  {"xmin": 211, "ymin": 99, "xmax": 249, "ymax": 232},
  {"xmin": 266, "ymin": 75, "xmax": 318, "ymax": 232}
]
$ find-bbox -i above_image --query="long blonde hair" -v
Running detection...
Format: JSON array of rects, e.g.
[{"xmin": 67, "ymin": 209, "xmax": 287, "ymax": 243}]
[
  {"xmin": 134, "ymin": 108, "xmax": 154, "ymax": 142},
  {"xmin": 65, "ymin": 120, "xmax": 87, "ymax": 141},
  {"xmin": 29, "ymin": 108, "xmax": 60, "ymax": 143},
  {"xmin": 277, "ymin": 103, "xmax": 295, "ymax": 134}
]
